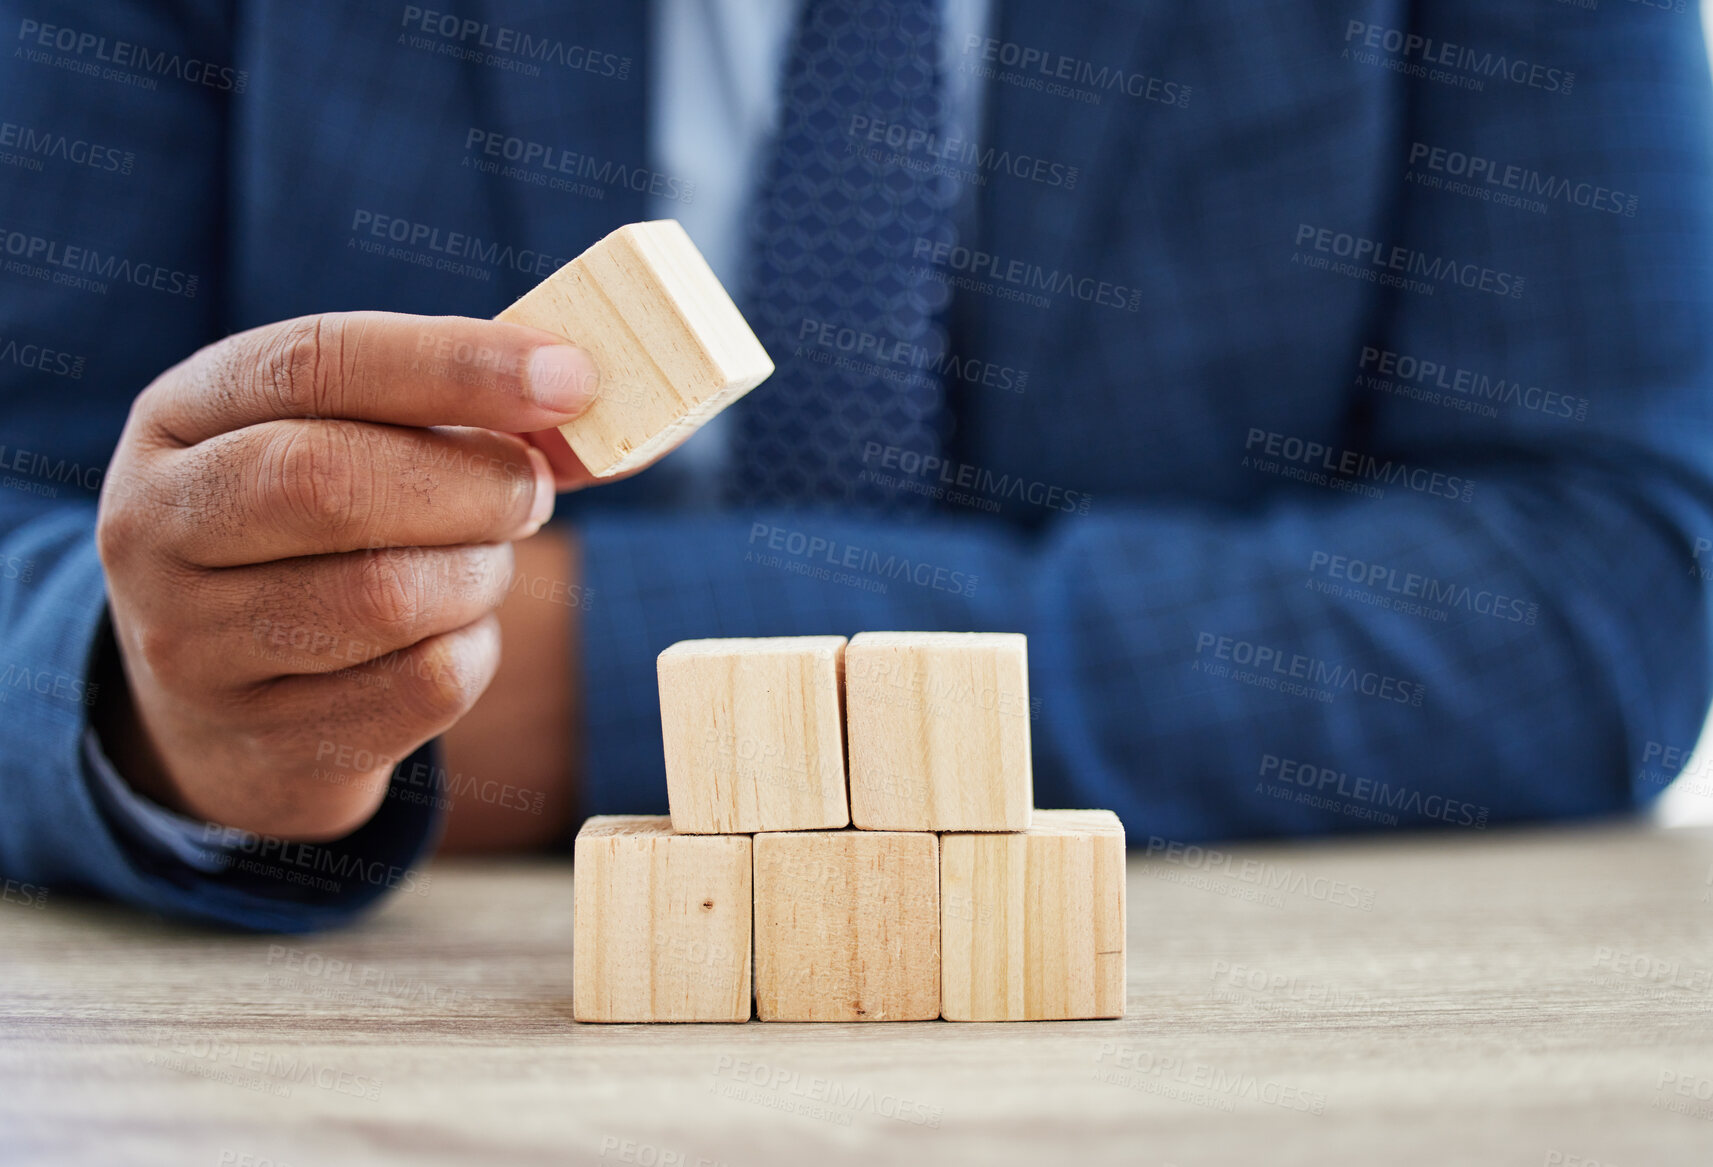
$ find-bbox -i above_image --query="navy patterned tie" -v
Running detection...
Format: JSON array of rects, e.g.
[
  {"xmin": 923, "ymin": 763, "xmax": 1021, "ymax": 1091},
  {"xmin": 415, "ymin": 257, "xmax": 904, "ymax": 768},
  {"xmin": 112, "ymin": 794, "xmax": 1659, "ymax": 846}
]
[{"xmin": 731, "ymin": 0, "xmax": 959, "ymax": 511}]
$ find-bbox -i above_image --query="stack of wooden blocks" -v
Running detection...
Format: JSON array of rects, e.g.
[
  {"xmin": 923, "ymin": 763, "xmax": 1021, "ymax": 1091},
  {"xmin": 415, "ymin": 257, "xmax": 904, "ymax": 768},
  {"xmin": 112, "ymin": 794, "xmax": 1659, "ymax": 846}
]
[{"xmin": 573, "ymin": 632, "xmax": 1126, "ymax": 1023}]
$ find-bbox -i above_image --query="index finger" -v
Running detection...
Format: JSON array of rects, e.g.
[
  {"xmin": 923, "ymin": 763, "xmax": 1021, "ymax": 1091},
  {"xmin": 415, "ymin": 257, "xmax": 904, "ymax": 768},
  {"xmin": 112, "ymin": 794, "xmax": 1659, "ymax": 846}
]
[{"xmin": 140, "ymin": 311, "xmax": 600, "ymax": 447}]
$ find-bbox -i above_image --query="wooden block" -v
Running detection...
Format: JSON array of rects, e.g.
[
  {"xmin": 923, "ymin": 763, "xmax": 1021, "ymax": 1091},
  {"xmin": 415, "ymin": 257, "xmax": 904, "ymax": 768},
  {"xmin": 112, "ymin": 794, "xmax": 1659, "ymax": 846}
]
[
  {"xmin": 657, "ymin": 637, "xmax": 850, "ymax": 834},
  {"xmin": 752, "ymin": 830, "xmax": 940, "ymax": 1022},
  {"xmin": 845, "ymin": 631, "xmax": 1032, "ymax": 831},
  {"xmin": 573, "ymin": 815, "xmax": 751, "ymax": 1023},
  {"xmin": 496, "ymin": 219, "xmax": 773, "ymax": 478},
  {"xmin": 941, "ymin": 809, "xmax": 1126, "ymax": 1021}
]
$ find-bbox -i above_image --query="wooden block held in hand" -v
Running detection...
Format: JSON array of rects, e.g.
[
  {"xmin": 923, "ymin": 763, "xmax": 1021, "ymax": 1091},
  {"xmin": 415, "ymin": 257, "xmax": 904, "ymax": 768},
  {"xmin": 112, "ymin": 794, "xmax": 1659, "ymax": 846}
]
[
  {"xmin": 658, "ymin": 637, "xmax": 850, "ymax": 834},
  {"xmin": 496, "ymin": 219, "xmax": 773, "ymax": 477},
  {"xmin": 753, "ymin": 830, "xmax": 940, "ymax": 1021},
  {"xmin": 573, "ymin": 815, "xmax": 751, "ymax": 1023},
  {"xmin": 941, "ymin": 809, "xmax": 1126, "ymax": 1021},
  {"xmin": 845, "ymin": 631, "xmax": 1032, "ymax": 831}
]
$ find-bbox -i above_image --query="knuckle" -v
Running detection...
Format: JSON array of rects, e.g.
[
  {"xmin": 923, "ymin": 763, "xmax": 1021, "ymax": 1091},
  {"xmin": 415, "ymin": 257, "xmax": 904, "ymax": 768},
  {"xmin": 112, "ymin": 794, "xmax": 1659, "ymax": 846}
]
[
  {"xmin": 396, "ymin": 633, "xmax": 491, "ymax": 726},
  {"xmin": 436, "ymin": 542, "xmax": 510, "ymax": 611},
  {"xmin": 464, "ymin": 542, "xmax": 514, "ymax": 604},
  {"xmin": 469, "ymin": 438, "xmax": 536, "ymax": 526},
  {"xmin": 350, "ymin": 550, "xmax": 427, "ymax": 635},
  {"xmin": 264, "ymin": 424, "xmax": 377, "ymax": 537},
  {"xmin": 132, "ymin": 619, "xmax": 202, "ymax": 693},
  {"xmin": 158, "ymin": 440, "xmax": 248, "ymax": 561},
  {"xmin": 94, "ymin": 491, "xmax": 137, "ymax": 571},
  {"xmin": 255, "ymin": 316, "xmax": 340, "ymax": 419},
  {"xmin": 244, "ymin": 720, "xmax": 321, "ymax": 773},
  {"xmin": 94, "ymin": 453, "xmax": 162, "ymax": 571}
]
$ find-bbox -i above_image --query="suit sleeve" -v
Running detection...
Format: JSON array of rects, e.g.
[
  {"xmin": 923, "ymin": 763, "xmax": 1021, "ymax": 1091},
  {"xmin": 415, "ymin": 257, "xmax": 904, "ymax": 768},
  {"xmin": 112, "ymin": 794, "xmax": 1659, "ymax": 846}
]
[
  {"xmin": 577, "ymin": 6, "xmax": 1713, "ymax": 840},
  {"xmin": 0, "ymin": 0, "xmax": 442, "ymax": 929}
]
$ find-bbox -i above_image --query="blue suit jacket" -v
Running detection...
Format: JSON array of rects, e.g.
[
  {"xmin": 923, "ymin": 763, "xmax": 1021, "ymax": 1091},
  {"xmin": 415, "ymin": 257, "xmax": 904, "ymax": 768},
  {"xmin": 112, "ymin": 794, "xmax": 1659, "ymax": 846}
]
[{"xmin": 3, "ymin": 0, "xmax": 1711, "ymax": 930}]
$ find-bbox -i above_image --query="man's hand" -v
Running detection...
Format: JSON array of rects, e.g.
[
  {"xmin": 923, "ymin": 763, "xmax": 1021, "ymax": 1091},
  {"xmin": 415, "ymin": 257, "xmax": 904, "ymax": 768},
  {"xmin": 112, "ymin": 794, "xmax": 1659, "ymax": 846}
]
[{"xmin": 93, "ymin": 311, "xmax": 599, "ymax": 842}]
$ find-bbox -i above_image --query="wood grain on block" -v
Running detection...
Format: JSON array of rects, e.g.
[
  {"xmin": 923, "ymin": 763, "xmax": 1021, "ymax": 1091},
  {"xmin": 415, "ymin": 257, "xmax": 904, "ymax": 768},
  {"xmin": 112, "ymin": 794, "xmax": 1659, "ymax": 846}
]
[
  {"xmin": 573, "ymin": 815, "xmax": 751, "ymax": 1023},
  {"xmin": 941, "ymin": 809, "xmax": 1126, "ymax": 1021},
  {"xmin": 752, "ymin": 830, "xmax": 940, "ymax": 1022},
  {"xmin": 658, "ymin": 637, "xmax": 850, "ymax": 834},
  {"xmin": 496, "ymin": 219, "xmax": 773, "ymax": 477},
  {"xmin": 845, "ymin": 631, "xmax": 1032, "ymax": 831}
]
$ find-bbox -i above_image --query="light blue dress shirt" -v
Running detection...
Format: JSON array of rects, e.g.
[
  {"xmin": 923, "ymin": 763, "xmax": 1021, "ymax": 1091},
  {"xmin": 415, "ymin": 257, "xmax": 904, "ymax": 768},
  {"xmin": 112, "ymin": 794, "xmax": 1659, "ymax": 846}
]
[{"xmin": 651, "ymin": 0, "xmax": 991, "ymax": 482}]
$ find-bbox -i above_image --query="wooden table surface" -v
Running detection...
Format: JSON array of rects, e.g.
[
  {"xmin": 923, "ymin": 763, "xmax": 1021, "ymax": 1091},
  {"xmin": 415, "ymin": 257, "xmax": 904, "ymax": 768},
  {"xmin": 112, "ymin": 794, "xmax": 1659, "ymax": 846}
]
[{"xmin": 4, "ymin": 823, "xmax": 1713, "ymax": 1167}]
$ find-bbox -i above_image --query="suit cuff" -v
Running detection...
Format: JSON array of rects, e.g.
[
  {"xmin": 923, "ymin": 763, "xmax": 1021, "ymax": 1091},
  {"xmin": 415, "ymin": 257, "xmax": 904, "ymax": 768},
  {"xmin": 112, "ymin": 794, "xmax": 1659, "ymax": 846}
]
[{"xmin": 80, "ymin": 727, "xmax": 235, "ymax": 874}]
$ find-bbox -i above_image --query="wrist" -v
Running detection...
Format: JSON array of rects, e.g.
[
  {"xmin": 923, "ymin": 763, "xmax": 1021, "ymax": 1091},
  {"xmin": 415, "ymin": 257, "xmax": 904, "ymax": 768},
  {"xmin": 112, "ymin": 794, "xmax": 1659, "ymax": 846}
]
[
  {"xmin": 438, "ymin": 523, "xmax": 581, "ymax": 851},
  {"xmin": 89, "ymin": 611, "xmax": 182, "ymax": 814}
]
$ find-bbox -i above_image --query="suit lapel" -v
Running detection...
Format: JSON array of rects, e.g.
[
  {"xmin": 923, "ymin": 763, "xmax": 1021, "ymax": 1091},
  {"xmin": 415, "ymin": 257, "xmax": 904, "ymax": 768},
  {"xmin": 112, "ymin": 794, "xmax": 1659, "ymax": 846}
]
[
  {"xmin": 463, "ymin": 0, "xmax": 651, "ymax": 296},
  {"xmin": 977, "ymin": 0, "xmax": 1187, "ymax": 377}
]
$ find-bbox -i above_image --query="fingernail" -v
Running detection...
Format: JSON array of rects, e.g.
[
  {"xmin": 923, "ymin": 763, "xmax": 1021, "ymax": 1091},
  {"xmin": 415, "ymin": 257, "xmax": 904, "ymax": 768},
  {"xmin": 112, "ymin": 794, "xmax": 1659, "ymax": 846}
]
[
  {"xmin": 520, "ymin": 445, "xmax": 555, "ymax": 537},
  {"xmin": 527, "ymin": 345, "xmax": 599, "ymax": 415}
]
